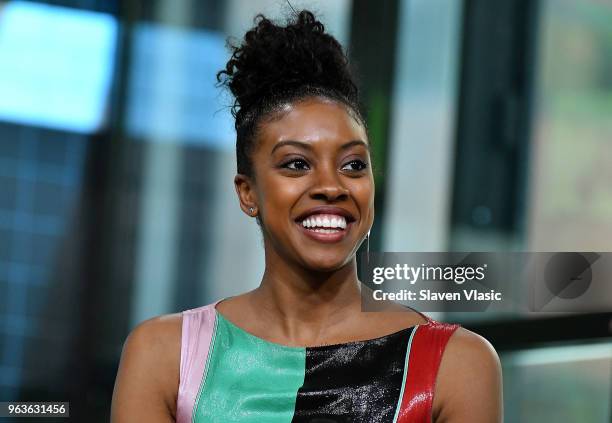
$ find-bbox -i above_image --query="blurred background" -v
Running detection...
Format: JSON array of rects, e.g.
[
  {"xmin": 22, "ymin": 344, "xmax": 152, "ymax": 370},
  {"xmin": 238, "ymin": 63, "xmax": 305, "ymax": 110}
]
[{"xmin": 0, "ymin": 0, "xmax": 610, "ymax": 421}]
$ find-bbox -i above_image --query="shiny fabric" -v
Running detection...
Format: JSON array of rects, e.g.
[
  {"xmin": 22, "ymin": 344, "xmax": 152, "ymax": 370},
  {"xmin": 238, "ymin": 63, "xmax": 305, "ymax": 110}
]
[
  {"xmin": 178, "ymin": 301, "xmax": 459, "ymax": 423},
  {"xmin": 396, "ymin": 321, "xmax": 460, "ymax": 423},
  {"xmin": 192, "ymin": 313, "xmax": 306, "ymax": 422},
  {"xmin": 176, "ymin": 301, "xmax": 219, "ymax": 423},
  {"xmin": 291, "ymin": 326, "xmax": 413, "ymax": 422}
]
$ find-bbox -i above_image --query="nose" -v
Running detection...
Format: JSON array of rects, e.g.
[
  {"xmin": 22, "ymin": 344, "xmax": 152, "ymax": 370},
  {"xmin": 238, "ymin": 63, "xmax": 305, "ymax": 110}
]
[{"xmin": 309, "ymin": 164, "xmax": 349, "ymax": 202}]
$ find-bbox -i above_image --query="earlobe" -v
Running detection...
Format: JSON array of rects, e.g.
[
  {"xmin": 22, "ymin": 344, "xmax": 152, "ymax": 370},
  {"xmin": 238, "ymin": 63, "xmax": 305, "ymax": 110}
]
[{"xmin": 234, "ymin": 174, "xmax": 258, "ymax": 217}]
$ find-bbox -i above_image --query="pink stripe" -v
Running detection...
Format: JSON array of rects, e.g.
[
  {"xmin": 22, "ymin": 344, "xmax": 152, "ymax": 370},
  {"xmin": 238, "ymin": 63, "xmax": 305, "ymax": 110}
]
[{"xmin": 176, "ymin": 300, "xmax": 221, "ymax": 423}]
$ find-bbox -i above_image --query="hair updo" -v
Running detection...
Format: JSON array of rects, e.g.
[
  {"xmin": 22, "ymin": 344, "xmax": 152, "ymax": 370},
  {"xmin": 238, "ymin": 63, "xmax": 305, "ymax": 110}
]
[{"xmin": 217, "ymin": 10, "xmax": 365, "ymax": 178}]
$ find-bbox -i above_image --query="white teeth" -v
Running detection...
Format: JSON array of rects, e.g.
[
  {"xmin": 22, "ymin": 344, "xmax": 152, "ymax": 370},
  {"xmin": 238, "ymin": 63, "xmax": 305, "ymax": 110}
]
[{"xmin": 300, "ymin": 214, "xmax": 348, "ymax": 230}]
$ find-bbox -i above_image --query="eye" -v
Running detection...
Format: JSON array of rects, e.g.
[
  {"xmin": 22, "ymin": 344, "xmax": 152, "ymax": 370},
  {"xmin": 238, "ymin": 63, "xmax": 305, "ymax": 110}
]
[
  {"xmin": 282, "ymin": 158, "xmax": 310, "ymax": 171},
  {"xmin": 341, "ymin": 159, "xmax": 368, "ymax": 172}
]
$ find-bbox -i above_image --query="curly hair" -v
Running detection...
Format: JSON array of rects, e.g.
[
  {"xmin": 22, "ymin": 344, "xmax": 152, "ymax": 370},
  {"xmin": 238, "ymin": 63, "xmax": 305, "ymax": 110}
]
[{"xmin": 217, "ymin": 10, "xmax": 364, "ymax": 178}]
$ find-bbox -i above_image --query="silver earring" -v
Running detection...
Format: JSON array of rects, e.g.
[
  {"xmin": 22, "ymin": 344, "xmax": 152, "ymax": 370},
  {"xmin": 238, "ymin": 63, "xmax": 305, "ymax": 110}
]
[
  {"xmin": 249, "ymin": 207, "xmax": 256, "ymax": 215},
  {"xmin": 366, "ymin": 230, "xmax": 371, "ymax": 264}
]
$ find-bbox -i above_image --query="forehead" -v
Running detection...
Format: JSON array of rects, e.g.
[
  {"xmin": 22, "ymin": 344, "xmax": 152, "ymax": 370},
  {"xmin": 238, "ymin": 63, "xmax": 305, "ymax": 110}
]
[{"xmin": 258, "ymin": 99, "xmax": 367, "ymax": 148}]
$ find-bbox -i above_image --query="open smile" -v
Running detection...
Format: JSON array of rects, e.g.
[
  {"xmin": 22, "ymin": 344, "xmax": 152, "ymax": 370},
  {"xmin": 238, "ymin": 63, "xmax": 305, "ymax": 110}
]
[
  {"xmin": 296, "ymin": 217, "xmax": 354, "ymax": 243},
  {"xmin": 294, "ymin": 207, "xmax": 357, "ymax": 244}
]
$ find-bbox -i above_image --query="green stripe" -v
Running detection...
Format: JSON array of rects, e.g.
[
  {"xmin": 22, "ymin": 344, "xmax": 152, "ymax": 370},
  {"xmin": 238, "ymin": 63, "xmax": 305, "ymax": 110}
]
[
  {"xmin": 192, "ymin": 313, "xmax": 306, "ymax": 423},
  {"xmin": 392, "ymin": 325, "xmax": 420, "ymax": 423}
]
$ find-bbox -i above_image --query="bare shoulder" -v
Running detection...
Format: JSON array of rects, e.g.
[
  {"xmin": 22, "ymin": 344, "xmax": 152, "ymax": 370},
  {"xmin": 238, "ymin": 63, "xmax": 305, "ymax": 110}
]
[
  {"xmin": 433, "ymin": 327, "xmax": 503, "ymax": 423},
  {"xmin": 111, "ymin": 313, "xmax": 183, "ymax": 423},
  {"xmin": 125, "ymin": 313, "xmax": 183, "ymax": 353}
]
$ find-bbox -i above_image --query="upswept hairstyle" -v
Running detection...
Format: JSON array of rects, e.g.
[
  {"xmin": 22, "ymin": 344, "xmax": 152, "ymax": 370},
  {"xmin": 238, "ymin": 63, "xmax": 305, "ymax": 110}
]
[{"xmin": 216, "ymin": 10, "xmax": 365, "ymax": 178}]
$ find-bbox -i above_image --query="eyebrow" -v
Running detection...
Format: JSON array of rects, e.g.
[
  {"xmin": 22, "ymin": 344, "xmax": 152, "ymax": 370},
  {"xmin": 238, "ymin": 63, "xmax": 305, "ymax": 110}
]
[{"xmin": 271, "ymin": 139, "xmax": 370, "ymax": 154}]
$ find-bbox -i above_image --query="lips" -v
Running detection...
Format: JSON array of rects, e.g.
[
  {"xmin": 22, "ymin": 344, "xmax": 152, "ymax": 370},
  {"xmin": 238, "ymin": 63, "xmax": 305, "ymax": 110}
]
[{"xmin": 294, "ymin": 206, "xmax": 357, "ymax": 243}]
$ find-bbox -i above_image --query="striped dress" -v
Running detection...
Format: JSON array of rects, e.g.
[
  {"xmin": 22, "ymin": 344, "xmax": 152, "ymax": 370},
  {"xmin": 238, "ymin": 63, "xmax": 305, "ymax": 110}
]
[{"xmin": 176, "ymin": 300, "xmax": 459, "ymax": 423}]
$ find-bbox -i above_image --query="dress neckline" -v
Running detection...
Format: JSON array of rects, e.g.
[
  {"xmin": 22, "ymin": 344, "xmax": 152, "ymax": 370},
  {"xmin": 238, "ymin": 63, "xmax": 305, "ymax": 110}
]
[{"xmin": 213, "ymin": 298, "xmax": 428, "ymax": 351}]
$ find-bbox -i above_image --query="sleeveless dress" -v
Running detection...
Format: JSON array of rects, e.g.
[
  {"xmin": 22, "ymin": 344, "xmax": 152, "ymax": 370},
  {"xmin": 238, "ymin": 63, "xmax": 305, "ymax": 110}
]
[{"xmin": 176, "ymin": 300, "xmax": 460, "ymax": 423}]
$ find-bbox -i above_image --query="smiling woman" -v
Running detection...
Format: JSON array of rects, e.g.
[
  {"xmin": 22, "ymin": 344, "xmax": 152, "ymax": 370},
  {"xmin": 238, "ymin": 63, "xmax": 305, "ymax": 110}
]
[
  {"xmin": 239, "ymin": 98, "xmax": 373, "ymax": 270},
  {"xmin": 110, "ymin": 10, "xmax": 502, "ymax": 423}
]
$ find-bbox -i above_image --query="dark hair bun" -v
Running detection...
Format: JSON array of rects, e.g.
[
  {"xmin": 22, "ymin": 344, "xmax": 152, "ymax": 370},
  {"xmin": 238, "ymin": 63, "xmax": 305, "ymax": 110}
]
[
  {"xmin": 217, "ymin": 10, "xmax": 359, "ymax": 118},
  {"xmin": 217, "ymin": 10, "xmax": 363, "ymax": 178}
]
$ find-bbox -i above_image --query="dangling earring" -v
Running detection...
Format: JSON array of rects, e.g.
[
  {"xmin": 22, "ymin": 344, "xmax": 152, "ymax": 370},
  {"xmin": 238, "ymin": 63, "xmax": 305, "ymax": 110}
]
[{"xmin": 366, "ymin": 230, "xmax": 371, "ymax": 265}]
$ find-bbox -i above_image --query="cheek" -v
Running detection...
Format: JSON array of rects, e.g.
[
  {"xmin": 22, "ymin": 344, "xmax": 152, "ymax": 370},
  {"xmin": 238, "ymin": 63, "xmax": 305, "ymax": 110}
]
[
  {"xmin": 349, "ymin": 179, "xmax": 375, "ymax": 207},
  {"xmin": 259, "ymin": 174, "xmax": 306, "ymax": 212}
]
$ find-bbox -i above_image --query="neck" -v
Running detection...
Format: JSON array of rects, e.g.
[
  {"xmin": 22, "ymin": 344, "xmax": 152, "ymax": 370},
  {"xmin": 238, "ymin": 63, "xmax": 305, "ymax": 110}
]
[{"xmin": 249, "ymin": 243, "xmax": 363, "ymax": 344}]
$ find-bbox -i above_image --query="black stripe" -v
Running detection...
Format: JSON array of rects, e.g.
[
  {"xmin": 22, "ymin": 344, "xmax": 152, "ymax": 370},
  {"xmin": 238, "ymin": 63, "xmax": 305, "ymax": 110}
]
[{"xmin": 291, "ymin": 327, "xmax": 414, "ymax": 423}]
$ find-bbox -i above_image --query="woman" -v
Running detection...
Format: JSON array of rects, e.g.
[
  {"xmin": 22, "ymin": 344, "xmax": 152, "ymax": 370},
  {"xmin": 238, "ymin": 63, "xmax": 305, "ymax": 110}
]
[{"xmin": 111, "ymin": 10, "xmax": 502, "ymax": 423}]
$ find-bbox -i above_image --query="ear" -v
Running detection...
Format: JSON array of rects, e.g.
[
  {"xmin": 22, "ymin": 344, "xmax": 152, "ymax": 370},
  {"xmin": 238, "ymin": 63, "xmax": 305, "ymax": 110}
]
[{"xmin": 234, "ymin": 174, "xmax": 258, "ymax": 217}]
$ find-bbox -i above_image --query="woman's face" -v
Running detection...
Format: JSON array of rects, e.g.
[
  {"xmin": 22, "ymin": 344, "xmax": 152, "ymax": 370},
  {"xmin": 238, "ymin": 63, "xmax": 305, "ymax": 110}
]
[{"xmin": 237, "ymin": 97, "xmax": 375, "ymax": 272}]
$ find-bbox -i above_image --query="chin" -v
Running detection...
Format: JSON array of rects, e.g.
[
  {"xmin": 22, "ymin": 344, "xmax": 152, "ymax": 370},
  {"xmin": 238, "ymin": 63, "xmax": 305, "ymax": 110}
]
[{"xmin": 301, "ymin": 253, "xmax": 352, "ymax": 273}]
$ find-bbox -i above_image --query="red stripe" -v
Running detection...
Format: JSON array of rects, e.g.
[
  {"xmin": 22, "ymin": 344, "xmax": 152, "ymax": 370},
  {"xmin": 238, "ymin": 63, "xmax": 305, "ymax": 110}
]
[{"xmin": 396, "ymin": 320, "xmax": 460, "ymax": 422}]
